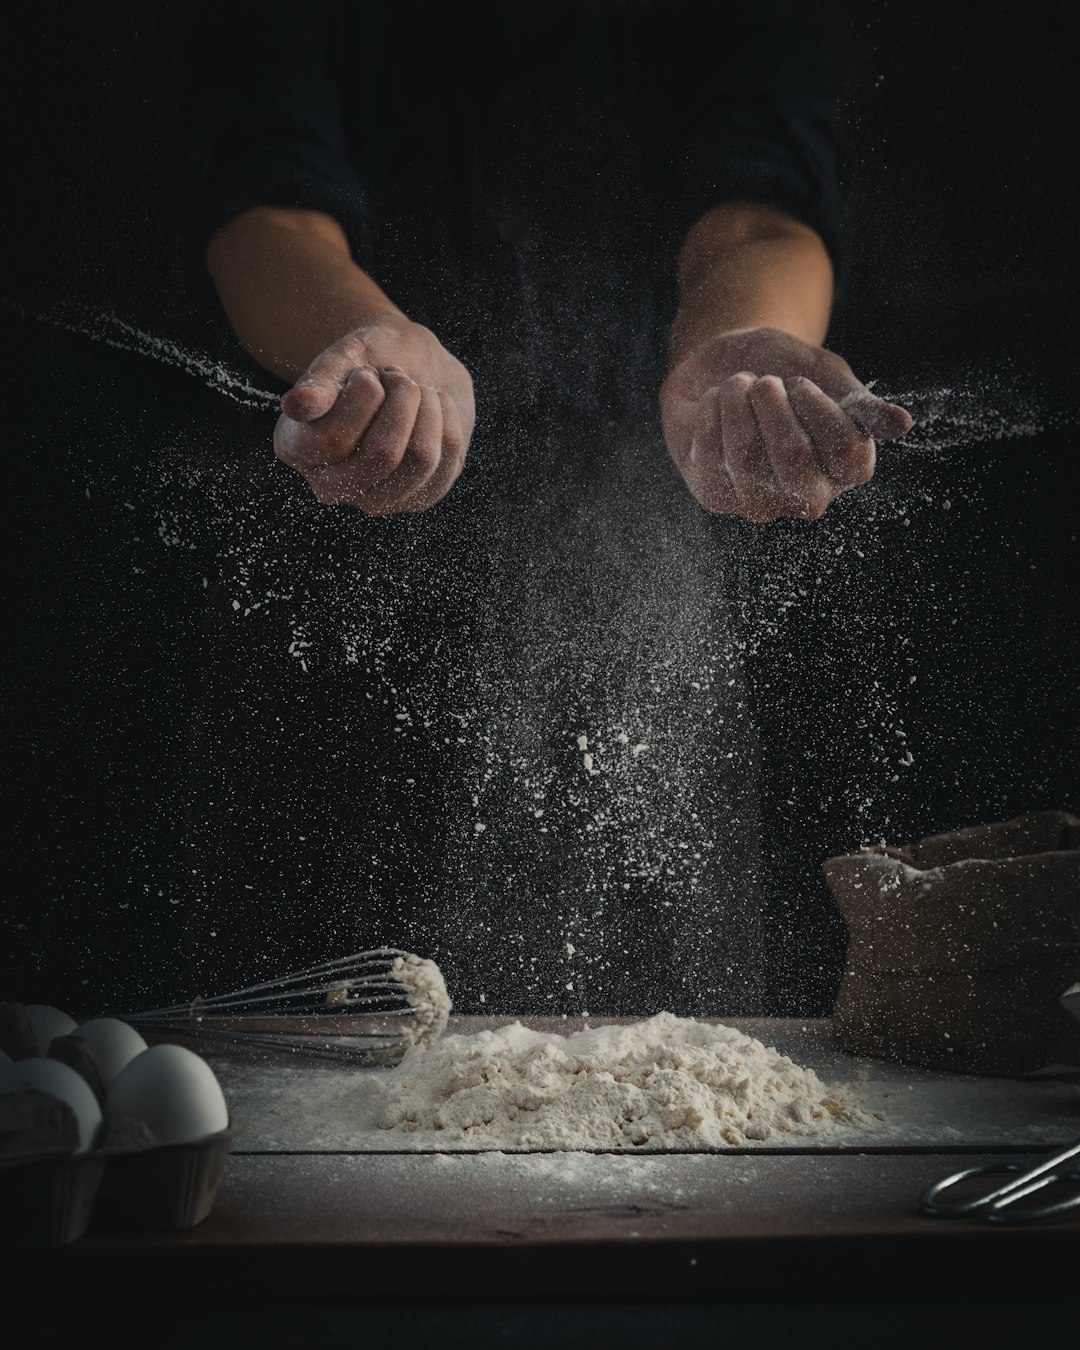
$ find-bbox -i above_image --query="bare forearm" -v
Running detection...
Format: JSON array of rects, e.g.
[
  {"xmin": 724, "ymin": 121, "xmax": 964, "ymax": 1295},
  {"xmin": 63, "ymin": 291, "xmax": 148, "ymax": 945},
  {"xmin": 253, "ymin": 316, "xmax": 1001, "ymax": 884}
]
[
  {"xmin": 669, "ymin": 201, "xmax": 833, "ymax": 364},
  {"xmin": 661, "ymin": 200, "xmax": 912, "ymax": 524},
  {"xmin": 205, "ymin": 206, "xmax": 403, "ymax": 382}
]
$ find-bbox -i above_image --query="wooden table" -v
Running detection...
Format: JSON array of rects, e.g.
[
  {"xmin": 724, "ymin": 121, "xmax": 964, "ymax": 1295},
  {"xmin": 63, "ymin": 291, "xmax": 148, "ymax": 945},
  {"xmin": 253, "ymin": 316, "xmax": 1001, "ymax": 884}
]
[{"xmin": 9, "ymin": 1018, "xmax": 1080, "ymax": 1316}]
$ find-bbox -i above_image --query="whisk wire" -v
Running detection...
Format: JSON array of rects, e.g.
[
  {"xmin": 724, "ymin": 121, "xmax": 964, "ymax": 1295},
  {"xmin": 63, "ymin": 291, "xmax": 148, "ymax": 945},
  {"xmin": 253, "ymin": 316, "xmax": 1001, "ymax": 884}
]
[
  {"xmin": 127, "ymin": 949, "xmax": 412, "ymax": 1020},
  {"xmin": 112, "ymin": 948, "xmax": 445, "ymax": 1064}
]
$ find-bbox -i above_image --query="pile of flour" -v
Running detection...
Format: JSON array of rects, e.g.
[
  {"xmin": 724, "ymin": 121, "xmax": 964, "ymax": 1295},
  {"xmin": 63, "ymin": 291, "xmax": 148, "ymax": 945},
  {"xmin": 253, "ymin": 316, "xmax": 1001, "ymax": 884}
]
[{"xmin": 377, "ymin": 1012, "xmax": 876, "ymax": 1148}]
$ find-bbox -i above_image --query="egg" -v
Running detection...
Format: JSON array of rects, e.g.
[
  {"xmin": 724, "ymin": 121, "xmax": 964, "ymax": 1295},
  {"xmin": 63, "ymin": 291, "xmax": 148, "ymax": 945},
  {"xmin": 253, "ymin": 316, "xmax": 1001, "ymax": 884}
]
[
  {"xmin": 0, "ymin": 1056, "xmax": 102, "ymax": 1151},
  {"xmin": 68, "ymin": 1018, "xmax": 148, "ymax": 1089},
  {"xmin": 105, "ymin": 1044, "xmax": 229, "ymax": 1144},
  {"xmin": 25, "ymin": 1004, "xmax": 78, "ymax": 1054}
]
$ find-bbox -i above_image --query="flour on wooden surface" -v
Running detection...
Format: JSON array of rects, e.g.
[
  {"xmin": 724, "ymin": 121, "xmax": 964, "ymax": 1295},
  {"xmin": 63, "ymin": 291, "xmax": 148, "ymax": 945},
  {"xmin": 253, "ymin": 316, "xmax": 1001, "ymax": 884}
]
[{"xmin": 377, "ymin": 1012, "xmax": 878, "ymax": 1148}]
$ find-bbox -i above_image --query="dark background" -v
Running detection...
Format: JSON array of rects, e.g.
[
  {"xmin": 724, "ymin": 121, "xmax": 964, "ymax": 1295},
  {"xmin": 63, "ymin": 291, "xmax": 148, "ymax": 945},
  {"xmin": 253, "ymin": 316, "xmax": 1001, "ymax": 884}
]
[{"xmin": 3, "ymin": 1, "xmax": 1078, "ymax": 1016}]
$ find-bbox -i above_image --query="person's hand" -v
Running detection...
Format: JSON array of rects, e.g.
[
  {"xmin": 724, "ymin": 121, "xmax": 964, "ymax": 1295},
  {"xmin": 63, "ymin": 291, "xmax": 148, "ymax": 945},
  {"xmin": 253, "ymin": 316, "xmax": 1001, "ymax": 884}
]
[
  {"xmin": 659, "ymin": 326, "xmax": 913, "ymax": 522},
  {"xmin": 274, "ymin": 315, "xmax": 475, "ymax": 515}
]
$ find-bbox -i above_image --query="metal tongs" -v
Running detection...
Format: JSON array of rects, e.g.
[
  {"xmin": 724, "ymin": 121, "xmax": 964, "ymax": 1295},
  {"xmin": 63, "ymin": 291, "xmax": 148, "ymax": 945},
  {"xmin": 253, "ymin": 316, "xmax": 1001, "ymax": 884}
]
[{"xmin": 919, "ymin": 1138, "xmax": 1080, "ymax": 1225}]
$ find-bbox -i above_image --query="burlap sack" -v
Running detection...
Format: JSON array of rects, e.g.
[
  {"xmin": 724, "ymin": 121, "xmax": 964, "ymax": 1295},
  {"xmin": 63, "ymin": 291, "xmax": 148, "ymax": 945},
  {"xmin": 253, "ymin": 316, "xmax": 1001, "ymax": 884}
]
[{"xmin": 823, "ymin": 811, "xmax": 1080, "ymax": 1074}]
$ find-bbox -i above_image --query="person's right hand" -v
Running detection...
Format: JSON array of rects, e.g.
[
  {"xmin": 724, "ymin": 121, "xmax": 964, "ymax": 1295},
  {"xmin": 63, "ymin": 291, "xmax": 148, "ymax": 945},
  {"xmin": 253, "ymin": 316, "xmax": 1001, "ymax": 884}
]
[{"xmin": 274, "ymin": 315, "xmax": 475, "ymax": 515}]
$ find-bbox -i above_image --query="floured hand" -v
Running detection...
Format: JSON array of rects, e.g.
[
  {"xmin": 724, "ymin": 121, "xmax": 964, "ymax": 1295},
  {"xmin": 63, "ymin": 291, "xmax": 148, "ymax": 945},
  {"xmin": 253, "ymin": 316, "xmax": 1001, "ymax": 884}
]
[
  {"xmin": 275, "ymin": 315, "xmax": 475, "ymax": 516},
  {"xmin": 660, "ymin": 326, "xmax": 913, "ymax": 523}
]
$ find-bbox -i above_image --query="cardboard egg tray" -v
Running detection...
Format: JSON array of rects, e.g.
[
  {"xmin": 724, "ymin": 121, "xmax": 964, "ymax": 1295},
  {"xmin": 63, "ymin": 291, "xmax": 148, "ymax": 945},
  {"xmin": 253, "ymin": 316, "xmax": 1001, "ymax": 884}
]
[
  {"xmin": 823, "ymin": 810, "xmax": 1080, "ymax": 1074},
  {"xmin": 0, "ymin": 1011, "xmax": 235, "ymax": 1245},
  {"xmin": 0, "ymin": 1117, "xmax": 236, "ymax": 1245}
]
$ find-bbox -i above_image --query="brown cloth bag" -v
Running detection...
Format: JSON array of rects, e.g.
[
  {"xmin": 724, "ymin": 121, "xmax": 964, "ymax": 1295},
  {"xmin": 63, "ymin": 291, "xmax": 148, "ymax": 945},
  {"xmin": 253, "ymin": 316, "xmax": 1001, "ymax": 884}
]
[{"xmin": 822, "ymin": 811, "xmax": 1080, "ymax": 1074}]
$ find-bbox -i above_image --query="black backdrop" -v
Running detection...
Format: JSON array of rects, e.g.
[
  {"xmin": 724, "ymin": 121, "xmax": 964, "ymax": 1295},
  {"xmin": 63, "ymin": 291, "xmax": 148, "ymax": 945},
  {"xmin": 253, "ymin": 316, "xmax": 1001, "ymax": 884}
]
[{"xmin": 3, "ymin": 1, "xmax": 1078, "ymax": 1016}]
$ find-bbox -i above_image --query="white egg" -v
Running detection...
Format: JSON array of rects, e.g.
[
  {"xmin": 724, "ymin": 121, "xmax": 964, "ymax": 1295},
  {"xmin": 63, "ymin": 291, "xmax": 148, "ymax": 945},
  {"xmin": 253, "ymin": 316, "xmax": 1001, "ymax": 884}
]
[
  {"xmin": 0, "ymin": 1056, "xmax": 102, "ymax": 1151},
  {"xmin": 25, "ymin": 1005, "xmax": 78, "ymax": 1054},
  {"xmin": 105, "ymin": 1044, "xmax": 229, "ymax": 1144},
  {"xmin": 69, "ymin": 1018, "xmax": 148, "ymax": 1089}
]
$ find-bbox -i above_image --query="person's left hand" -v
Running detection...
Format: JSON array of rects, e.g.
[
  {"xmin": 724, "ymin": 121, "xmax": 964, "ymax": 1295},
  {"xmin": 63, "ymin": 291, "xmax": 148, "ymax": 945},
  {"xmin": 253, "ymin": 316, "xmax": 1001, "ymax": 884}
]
[{"xmin": 659, "ymin": 326, "xmax": 913, "ymax": 522}]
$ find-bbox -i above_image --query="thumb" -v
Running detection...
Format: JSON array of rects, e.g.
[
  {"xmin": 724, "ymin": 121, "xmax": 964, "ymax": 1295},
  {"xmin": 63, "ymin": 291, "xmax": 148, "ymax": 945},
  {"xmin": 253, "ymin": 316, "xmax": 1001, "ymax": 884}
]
[
  {"xmin": 837, "ymin": 388, "xmax": 914, "ymax": 441},
  {"xmin": 279, "ymin": 343, "xmax": 368, "ymax": 422},
  {"xmin": 280, "ymin": 375, "xmax": 342, "ymax": 423}
]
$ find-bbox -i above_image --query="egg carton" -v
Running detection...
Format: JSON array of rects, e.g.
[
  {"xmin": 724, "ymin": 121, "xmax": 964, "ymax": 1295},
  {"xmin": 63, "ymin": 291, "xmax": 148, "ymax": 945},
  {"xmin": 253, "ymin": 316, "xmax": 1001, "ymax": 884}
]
[
  {"xmin": 822, "ymin": 810, "xmax": 1080, "ymax": 1074},
  {"xmin": 0, "ymin": 1123, "xmax": 236, "ymax": 1246},
  {"xmin": 0, "ymin": 1003, "xmax": 235, "ymax": 1246}
]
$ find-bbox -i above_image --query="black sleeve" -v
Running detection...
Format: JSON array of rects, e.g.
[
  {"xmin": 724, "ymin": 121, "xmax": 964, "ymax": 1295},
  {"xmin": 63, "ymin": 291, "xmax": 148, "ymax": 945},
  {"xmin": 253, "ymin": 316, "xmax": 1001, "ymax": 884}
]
[
  {"xmin": 183, "ymin": 0, "xmax": 373, "ymax": 262},
  {"xmin": 614, "ymin": 0, "xmax": 844, "ymax": 259}
]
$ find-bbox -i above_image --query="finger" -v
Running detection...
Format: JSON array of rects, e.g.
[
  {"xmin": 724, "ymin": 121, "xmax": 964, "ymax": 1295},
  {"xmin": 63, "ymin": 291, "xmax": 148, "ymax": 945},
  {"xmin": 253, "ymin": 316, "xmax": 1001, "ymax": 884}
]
[
  {"xmin": 685, "ymin": 387, "xmax": 739, "ymax": 513},
  {"xmin": 301, "ymin": 366, "xmax": 421, "ymax": 506},
  {"xmin": 786, "ymin": 376, "xmax": 876, "ymax": 487},
  {"xmin": 748, "ymin": 375, "xmax": 832, "ymax": 519},
  {"xmin": 799, "ymin": 352, "xmax": 914, "ymax": 442},
  {"xmin": 719, "ymin": 372, "xmax": 779, "ymax": 521},
  {"xmin": 280, "ymin": 342, "xmax": 367, "ymax": 422},
  {"xmin": 404, "ymin": 391, "xmax": 468, "ymax": 512},
  {"xmin": 346, "ymin": 366, "xmax": 422, "ymax": 487},
  {"xmin": 352, "ymin": 386, "xmax": 443, "ymax": 517},
  {"xmin": 438, "ymin": 388, "xmax": 468, "ymax": 466},
  {"xmin": 275, "ymin": 364, "xmax": 384, "ymax": 468},
  {"xmin": 837, "ymin": 389, "xmax": 914, "ymax": 441}
]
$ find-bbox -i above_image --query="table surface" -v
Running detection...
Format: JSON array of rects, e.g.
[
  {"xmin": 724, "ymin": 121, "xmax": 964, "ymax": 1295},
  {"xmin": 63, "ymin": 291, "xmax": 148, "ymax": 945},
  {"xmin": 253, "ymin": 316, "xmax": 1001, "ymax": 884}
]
[
  {"xmin": 212, "ymin": 1015, "xmax": 1080, "ymax": 1153},
  {"xmin": 16, "ymin": 1017, "xmax": 1080, "ymax": 1299}
]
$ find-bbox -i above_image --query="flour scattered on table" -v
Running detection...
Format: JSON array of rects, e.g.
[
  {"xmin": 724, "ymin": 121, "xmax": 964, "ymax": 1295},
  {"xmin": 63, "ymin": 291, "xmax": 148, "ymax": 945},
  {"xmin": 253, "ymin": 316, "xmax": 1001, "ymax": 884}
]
[{"xmin": 377, "ymin": 1013, "xmax": 878, "ymax": 1148}]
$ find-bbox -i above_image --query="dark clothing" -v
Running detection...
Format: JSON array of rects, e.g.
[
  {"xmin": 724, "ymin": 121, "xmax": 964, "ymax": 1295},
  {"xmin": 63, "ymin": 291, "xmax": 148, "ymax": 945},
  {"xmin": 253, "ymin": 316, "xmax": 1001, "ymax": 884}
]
[{"xmin": 189, "ymin": 1, "xmax": 841, "ymax": 301}]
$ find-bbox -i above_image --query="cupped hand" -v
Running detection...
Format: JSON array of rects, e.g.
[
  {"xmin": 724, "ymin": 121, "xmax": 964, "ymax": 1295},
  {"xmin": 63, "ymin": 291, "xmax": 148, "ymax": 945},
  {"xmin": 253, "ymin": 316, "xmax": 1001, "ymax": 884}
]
[
  {"xmin": 659, "ymin": 327, "xmax": 913, "ymax": 522},
  {"xmin": 274, "ymin": 315, "xmax": 476, "ymax": 515}
]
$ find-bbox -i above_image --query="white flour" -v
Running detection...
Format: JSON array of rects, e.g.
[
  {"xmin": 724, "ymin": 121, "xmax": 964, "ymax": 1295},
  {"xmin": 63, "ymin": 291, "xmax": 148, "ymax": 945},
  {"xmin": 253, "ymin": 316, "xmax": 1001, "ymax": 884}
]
[
  {"xmin": 392, "ymin": 955, "xmax": 452, "ymax": 1046},
  {"xmin": 377, "ymin": 1012, "xmax": 878, "ymax": 1148}
]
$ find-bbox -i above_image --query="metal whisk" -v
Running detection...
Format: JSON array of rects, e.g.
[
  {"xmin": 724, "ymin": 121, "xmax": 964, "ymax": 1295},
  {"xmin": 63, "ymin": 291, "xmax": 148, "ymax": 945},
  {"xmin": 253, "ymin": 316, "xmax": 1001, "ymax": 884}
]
[{"xmin": 116, "ymin": 949, "xmax": 450, "ymax": 1065}]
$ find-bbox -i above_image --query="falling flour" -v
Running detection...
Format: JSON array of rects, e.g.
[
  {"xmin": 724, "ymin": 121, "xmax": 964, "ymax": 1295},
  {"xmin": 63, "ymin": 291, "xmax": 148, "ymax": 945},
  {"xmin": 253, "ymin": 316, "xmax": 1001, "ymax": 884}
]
[{"xmin": 377, "ymin": 1012, "xmax": 878, "ymax": 1148}]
